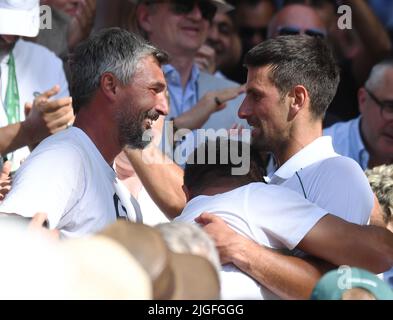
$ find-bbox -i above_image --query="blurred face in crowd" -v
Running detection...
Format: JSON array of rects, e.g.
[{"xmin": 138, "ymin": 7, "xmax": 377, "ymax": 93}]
[
  {"xmin": 359, "ymin": 67, "xmax": 393, "ymax": 164},
  {"xmin": 268, "ymin": 4, "xmax": 327, "ymax": 39},
  {"xmin": 40, "ymin": 0, "xmax": 82, "ymax": 16},
  {"xmin": 206, "ymin": 12, "xmax": 242, "ymax": 71},
  {"xmin": 137, "ymin": 0, "xmax": 215, "ymax": 57},
  {"xmin": 115, "ymin": 56, "xmax": 169, "ymax": 149},
  {"xmin": 236, "ymin": 0, "xmax": 276, "ymax": 52},
  {"xmin": 239, "ymin": 65, "xmax": 291, "ymax": 155}
]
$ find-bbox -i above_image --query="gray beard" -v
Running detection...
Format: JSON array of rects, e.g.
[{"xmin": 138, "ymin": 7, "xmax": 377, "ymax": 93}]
[{"xmin": 117, "ymin": 108, "xmax": 159, "ymax": 150}]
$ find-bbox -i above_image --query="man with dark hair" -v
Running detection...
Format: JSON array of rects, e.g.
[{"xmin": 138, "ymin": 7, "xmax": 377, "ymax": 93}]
[
  {"xmin": 177, "ymin": 136, "xmax": 393, "ymax": 299},
  {"xmin": 196, "ymin": 36, "xmax": 390, "ymax": 299},
  {"xmin": 0, "ymin": 28, "xmax": 169, "ymax": 237}
]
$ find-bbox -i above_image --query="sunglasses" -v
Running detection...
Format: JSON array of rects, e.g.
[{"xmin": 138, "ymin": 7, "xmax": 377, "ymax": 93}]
[
  {"xmin": 277, "ymin": 26, "xmax": 327, "ymax": 38},
  {"xmin": 365, "ymin": 88, "xmax": 393, "ymax": 120},
  {"xmin": 146, "ymin": 0, "xmax": 217, "ymax": 22}
]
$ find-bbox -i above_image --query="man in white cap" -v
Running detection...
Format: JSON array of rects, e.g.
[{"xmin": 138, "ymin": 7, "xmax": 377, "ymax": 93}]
[{"xmin": 0, "ymin": 0, "xmax": 72, "ymax": 171}]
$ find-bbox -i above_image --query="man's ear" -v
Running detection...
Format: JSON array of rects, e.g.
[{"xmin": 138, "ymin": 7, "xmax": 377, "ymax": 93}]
[
  {"xmin": 358, "ymin": 87, "xmax": 367, "ymax": 115},
  {"xmin": 182, "ymin": 185, "xmax": 191, "ymax": 202},
  {"xmin": 288, "ymin": 85, "xmax": 307, "ymax": 120},
  {"xmin": 100, "ymin": 73, "xmax": 118, "ymax": 102},
  {"xmin": 136, "ymin": 4, "xmax": 153, "ymax": 34}
]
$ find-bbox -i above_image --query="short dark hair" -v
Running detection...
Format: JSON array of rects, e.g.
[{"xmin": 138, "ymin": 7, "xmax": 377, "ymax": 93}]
[
  {"xmin": 244, "ymin": 35, "xmax": 340, "ymax": 119},
  {"xmin": 184, "ymin": 138, "xmax": 266, "ymax": 197},
  {"xmin": 69, "ymin": 27, "xmax": 168, "ymax": 113}
]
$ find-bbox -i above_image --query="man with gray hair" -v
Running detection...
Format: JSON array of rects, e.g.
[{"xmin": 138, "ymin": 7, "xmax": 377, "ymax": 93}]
[
  {"xmin": 324, "ymin": 59, "xmax": 393, "ymax": 169},
  {"xmin": 0, "ymin": 28, "xmax": 169, "ymax": 238}
]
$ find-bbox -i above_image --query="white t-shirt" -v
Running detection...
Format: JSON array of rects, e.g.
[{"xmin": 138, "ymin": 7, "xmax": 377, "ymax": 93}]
[
  {"xmin": 0, "ymin": 39, "xmax": 69, "ymax": 170},
  {"xmin": 138, "ymin": 187, "xmax": 170, "ymax": 226},
  {"xmin": 0, "ymin": 127, "xmax": 129, "ymax": 238},
  {"xmin": 175, "ymin": 182, "xmax": 328, "ymax": 299},
  {"xmin": 268, "ymin": 136, "xmax": 373, "ymax": 225}
]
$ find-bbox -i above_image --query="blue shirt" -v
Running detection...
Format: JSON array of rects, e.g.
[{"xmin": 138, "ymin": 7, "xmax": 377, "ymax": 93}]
[
  {"xmin": 323, "ymin": 116, "xmax": 369, "ymax": 170},
  {"xmin": 163, "ymin": 64, "xmax": 200, "ymax": 119}
]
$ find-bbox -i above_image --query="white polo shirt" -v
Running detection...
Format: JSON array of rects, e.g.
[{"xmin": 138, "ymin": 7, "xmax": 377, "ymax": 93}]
[
  {"xmin": 268, "ymin": 136, "xmax": 373, "ymax": 225},
  {"xmin": 175, "ymin": 182, "xmax": 328, "ymax": 299}
]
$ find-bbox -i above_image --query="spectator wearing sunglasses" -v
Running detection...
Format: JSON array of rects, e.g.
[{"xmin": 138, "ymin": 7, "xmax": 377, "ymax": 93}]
[
  {"xmin": 324, "ymin": 59, "xmax": 393, "ymax": 170},
  {"xmin": 132, "ymin": 0, "xmax": 248, "ymax": 146},
  {"xmin": 267, "ymin": 3, "xmax": 327, "ymax": 39},
  {"xmin": 227, "ymin": 0, "xmax": 277, "ymax": 83},
  {"xmin": 268, "ymin": 1, "xmax": 392, "ymax": 124}
]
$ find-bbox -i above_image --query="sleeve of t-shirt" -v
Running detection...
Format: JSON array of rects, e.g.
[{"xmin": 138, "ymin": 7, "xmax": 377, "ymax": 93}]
[
  {"xmin": 0, "ymin": 142, "xmax": 84, "ymax": 228},
  {"xmin": 246, "ymin": 183, "xmax": 329, "ymax": 250},
  {"xmin": 301, "ymin": 156, "xmax": 373, "ymax": 225}
]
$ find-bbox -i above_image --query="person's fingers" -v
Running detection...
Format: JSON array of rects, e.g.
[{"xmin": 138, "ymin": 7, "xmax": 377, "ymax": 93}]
[
  {"xmin": 1, "ymin": 161, "xmax": 12, "ymax": 180},
  {"xmin": 215, "ymin": 86, "xmax": 244, "ymax": 103},
  {"xmin": 0, "ymin": 178, "xmax": 11, "ymax": 186},
  {"xmin": 28, "ymin": 212, "xmax": 48, "ymax": 229},
  {"xmin": 45, "ymin": 112, "xmax": 75, "ymax": 133},
  {"xmin": 24, "ymin": 102, "xmax": 33, "ymax": 117},
  {"xmin": 195, "ymin": 212, "xmax": 217, "ymax": 225},
  {"xmin": 42, "ymin": 97, "xmax": 73, "ymax": 113},
  {"xmin": 0, "ymin": 185, "xmax": 11, "ymax": 195},
  {"xmin": 39, "ymin": 85, "xmax": 60, "ymax": 100},
  {"xmin": 194, "ymin": 57, "xmax": 209, "ymax": 71}
]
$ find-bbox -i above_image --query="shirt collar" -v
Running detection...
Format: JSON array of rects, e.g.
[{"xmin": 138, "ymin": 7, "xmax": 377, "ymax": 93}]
[
  {"xmin": 162, "ymin": 63, "xmax": 200, "ymax": 86},
  {"xmin": 271, "ymin": 136, "xmax": 339, "ymax": 180},
  {"xmin": 353, "ymin": 116, "xmax": 369, "ymax": 160}
]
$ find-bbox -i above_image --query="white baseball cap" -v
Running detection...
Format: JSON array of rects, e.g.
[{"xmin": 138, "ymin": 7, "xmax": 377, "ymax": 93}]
[{"xmin": 0, "ymin": 0, "xmax": 40, "ymax": 37}]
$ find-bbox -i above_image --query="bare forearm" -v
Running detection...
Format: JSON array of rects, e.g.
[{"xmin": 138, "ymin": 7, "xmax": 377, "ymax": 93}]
[
  {"xmin": 228, "ymin": 237, "xmax": 327, "ymax": 300},
  {"xmin": 124, "ymin": 146, "xmax": 186, "ymax": 219},
  {"xmin": 298, "ymin": 215, "xmax": 393, "ymax": 273},
  {"xmin": 0, "ymin": 122, "xmax": 36, "ymax": 155}
]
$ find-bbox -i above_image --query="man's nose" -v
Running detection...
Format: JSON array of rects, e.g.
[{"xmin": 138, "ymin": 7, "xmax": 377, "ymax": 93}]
[
  {"xmin": 156, "ymin": 92, "xmax": 169, "ymax": 116},
  {"xmin": 238, "ymin": 100, "xmax": 252, "ymax": 119}
]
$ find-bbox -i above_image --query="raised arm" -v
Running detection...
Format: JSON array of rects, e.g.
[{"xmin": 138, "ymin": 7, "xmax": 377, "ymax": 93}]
[
  {"xmin": 173, "ymin": 86, "xmax": 245, "ymax": 130},
  {"xmin": 0, "ymin": 85, "xmax": 74, "ymax": 155},
  {"xmin": 123, "ymin": 145, "xmax": 186, "ymax": 219}
]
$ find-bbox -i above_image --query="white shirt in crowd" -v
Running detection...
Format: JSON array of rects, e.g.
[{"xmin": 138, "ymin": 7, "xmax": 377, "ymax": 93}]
[
  {"xmin": 0, "ymin": 39, "xmax": 69, "ymax": 170},
  {"xmin": 323, "ymin": 116, "xmax": 369, "ymax": 170},
  {"xmin": 175, "ymin": 182, "xmax": 328, "ymax": 300},
  {"xmin": 0, "ymin": 127, "xmax": 130, "ymax": 238}
]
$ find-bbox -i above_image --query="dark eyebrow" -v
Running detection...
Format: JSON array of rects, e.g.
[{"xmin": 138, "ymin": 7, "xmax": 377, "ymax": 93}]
[{"xmin": 246, "ymin": 87, "xmax": 262, "ymax": 96}]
